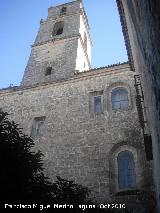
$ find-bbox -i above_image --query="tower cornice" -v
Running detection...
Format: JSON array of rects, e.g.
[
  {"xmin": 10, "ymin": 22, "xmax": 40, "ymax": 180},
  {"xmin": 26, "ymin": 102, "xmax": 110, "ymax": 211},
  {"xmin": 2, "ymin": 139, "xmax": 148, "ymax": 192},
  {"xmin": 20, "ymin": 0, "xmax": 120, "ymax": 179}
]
[
  {"xmin": 48, "ymin": 0, "xmax": 82, "ymax": 13},
  {"xmin": 32, "ymin": 33, "xmax": 80, "ymax": 48}
]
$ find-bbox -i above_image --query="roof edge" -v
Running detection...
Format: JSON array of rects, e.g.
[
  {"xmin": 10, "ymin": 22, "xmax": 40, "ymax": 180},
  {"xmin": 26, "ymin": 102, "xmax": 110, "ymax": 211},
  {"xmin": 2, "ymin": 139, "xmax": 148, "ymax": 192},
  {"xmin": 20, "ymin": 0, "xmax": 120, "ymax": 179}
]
[
  {"xmin": 74, "ymin": 61, "xmax": 129, "ymax": 75},
  {"xmin": 0, "ymin": 62, "xmax": 129, "ymax": 93},
  {"xmin": 48, "ymin": 0, "xmax": 81, "ymax": 11},
  {"xmin": 116, "ymin": 0, "xmax": 135, "ymax": 71}
]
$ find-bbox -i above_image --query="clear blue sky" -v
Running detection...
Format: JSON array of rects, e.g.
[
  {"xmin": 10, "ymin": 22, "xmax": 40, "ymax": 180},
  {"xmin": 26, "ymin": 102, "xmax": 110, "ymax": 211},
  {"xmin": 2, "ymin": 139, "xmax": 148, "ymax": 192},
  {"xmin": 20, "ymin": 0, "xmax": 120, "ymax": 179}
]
[{"xmin": 0, "ymin": 0, "xmax": 127, "ymax": 89}]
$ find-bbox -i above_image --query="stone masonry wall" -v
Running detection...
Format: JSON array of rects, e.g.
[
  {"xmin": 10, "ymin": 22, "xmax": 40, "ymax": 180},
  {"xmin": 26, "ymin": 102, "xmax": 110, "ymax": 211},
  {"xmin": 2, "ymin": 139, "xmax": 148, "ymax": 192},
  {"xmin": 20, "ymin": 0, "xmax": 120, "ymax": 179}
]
[
  {"xmin": 0, "ymin": 64, "xmax": 153, "ymax": 208},
  {"xmin": 21, "ymin": 1, "xmax": 83, "ymax": 86},
  {"xmin": 22, "ymin": 37, "xmax": 79, "ymax": 86},
  {"xmin": 22, "ymin": 0, "xmax": 92, "ymax": 86},
  {"xmin": 35, "ymin": 11, "xmax": 80, "ymax": 45}
]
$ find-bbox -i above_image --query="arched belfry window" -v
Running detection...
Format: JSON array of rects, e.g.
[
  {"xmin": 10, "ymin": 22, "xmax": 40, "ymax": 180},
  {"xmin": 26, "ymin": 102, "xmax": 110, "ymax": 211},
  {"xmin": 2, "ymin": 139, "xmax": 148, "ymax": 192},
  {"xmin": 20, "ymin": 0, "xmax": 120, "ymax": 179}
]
[
  {"xmin": 111, "ymin": 87, "xmax": 129, "ymax": 109},
  {"xmin": 60, "ymin": 7, "xmax": 67, "ymax": 15},
  {"xmin": 117, "ymin": 150, "xmax": 136, "ymax": 189},
  {"xmin": 52, "ymin": 21, "xmax": 64, "ymax": 36}
]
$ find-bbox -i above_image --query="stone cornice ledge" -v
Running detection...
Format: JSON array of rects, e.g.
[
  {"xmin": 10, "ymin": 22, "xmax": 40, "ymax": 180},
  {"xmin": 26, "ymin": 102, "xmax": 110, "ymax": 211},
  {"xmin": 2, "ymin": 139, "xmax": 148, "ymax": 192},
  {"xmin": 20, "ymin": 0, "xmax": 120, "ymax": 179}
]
[
  {"xmin": 32, "ymin": 33, "xmax": 80, "ymax": 47},
  {"xmin": 0, "ymin": 62, "xmax": 130, "ymax": 94}
]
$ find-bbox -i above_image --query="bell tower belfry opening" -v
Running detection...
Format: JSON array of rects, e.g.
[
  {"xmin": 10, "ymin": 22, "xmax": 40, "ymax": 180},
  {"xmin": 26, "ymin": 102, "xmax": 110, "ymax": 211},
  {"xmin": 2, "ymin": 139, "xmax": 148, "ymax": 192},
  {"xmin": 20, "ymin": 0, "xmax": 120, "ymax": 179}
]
[{"xmin": 21, "ymin": 0, "xmax": 92, "ymax": 86}]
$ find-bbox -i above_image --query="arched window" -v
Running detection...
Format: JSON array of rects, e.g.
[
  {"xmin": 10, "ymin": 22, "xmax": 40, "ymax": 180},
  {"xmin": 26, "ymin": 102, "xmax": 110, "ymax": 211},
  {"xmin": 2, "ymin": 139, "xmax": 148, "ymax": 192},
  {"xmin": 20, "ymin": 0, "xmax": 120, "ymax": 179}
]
[
  {"xmin": 111, "ymin": 87, "xmax": 129, "ymax": 109},
  {"xmin": 52, "ymin": 21, "xmax": 64, "ymax": 36},
  {"xmin": 117, "ymin": 150, "xmax": 136, "ymax": 189}
]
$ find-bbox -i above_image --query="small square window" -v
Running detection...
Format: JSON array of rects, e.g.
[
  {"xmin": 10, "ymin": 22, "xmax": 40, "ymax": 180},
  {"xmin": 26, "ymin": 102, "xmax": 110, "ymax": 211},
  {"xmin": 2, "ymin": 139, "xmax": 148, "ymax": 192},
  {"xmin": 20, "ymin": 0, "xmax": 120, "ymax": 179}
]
[
  {"xmin": 94, "ymin": 96, "xmax": 102, "ymax": 113},
  {"xmin": 45, "ymin": 67, "xmax": 52, "ymax": 76}
]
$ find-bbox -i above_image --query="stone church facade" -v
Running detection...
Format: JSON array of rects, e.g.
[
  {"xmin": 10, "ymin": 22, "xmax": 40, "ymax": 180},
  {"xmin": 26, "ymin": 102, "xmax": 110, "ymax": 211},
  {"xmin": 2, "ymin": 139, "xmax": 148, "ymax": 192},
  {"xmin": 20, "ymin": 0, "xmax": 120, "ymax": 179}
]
[{"xmin": 0, "ymin": 0, "xmax": 155, "ymax": 212}]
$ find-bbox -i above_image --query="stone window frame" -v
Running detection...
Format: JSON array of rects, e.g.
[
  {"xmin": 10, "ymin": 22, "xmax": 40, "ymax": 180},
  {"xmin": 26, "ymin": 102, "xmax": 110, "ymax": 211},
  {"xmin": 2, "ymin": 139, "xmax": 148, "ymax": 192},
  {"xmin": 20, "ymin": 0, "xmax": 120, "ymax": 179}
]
[
  {"xmin": 89, "ymin": 90, "xmax": 104, "ymax": 115},
  {"xmin": 30, "ymin": 116, "xmax": 46, "ymax": 140},
  {"xmin": 107, "ymin": 82, "xmax": 133, "ymax": 112},
  {"xmin": 109, "ymin": 143, "xmax": 144, "ymax": 195}
]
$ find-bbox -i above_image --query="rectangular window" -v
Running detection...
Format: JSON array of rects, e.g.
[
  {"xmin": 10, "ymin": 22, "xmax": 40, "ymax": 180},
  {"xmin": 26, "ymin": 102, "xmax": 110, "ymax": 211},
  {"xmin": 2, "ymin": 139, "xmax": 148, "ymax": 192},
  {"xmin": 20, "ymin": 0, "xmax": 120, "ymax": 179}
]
[
  {"xmin": 94, "ymin": 95, "xmax": 102, "ymax": 113},
  {"xmin": 89, "ymin": 91, "xmax": 103, "ymax": 115},
  {"xmin": 31, "ymin": 116, "xmax": 46, "ymax": 139},
  {"xmin": 111, "ymin": 88, "xmax": 129, "ymax": 110}
]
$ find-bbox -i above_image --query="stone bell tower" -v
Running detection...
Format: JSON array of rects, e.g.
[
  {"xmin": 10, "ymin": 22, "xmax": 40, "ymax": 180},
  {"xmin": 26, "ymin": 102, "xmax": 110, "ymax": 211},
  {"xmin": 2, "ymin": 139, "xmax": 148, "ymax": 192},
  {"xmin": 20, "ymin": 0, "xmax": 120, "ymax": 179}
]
[{"xmin": 21, "ymin": 0, "xmax": 92, "ymax": 86}]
